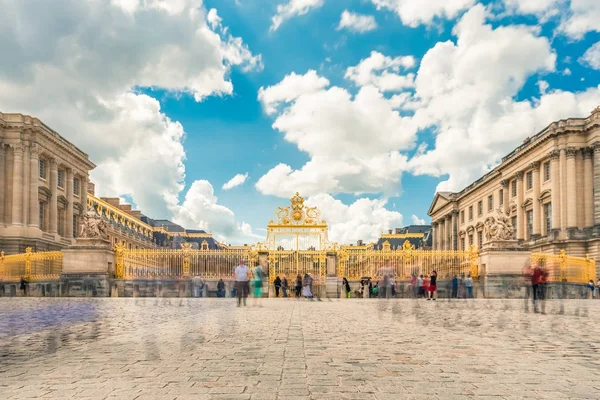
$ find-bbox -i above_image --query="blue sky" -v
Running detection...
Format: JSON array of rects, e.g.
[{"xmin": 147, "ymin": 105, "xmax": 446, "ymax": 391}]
[{"xmin": 1, "ymin": 0, "xmax": 599, "ymax": 244}]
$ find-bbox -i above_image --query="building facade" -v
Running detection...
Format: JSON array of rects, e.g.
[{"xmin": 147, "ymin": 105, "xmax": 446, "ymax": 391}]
[
  {"xmin": 428, "ymin": 107, "xmax": 600, "ymax": 259},
  {"xmin": 0, "ymin": 113, "xmax": 95, "ymax": 253},
  {"xmin": 373, "ymin": 225, "xmax": 432, "ymax": 250}
]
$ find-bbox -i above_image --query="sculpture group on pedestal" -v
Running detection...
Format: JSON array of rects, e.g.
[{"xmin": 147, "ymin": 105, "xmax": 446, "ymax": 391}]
[
  {"xmin": 484, "ymin": 208, "xmax": 515, "ymax": 242},
  {"xmin": 79, "ymin": 207, "xmax": 109, "ymax": 241}
]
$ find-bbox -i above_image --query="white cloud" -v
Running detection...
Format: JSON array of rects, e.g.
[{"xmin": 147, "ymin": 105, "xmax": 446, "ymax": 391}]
[
  {"xmin": 0, "ymin": 0, "xmax": 261, "ymax": 243},
  {"xmin": 257, "ymin": 70, "xmax": 330, "ymax": 115},
  {"xmin": 173, "ymin": 180, "xmax": 261, "ymax": 244},
  {"xmin": 345, "ymin": 51, "xmax": 416, "ymax": 92},
  {"xmin": 559, "ymin": 0, "xmax": 600, "ymax": 40},
  {"xmin": 222, "ymin": 173, "xmax": 249, "ymax": 190},
  {"xmin": 270, "ymin": 0, "xmax": 324, "ymax": 31},
  {"xmin": 305, "ymin": 194, "xmax": 403, "ymax": 244},
  {"xmin": 207, "ymin": 8, "xmax": 222, "ymax": 29},
  {"xmin": 581, "ymin": 42, "xmax": 600, "ymax": 70},
  {"xmin": 503, "ymin": 0, "xmax": 562, "ymax": 19},
  {"xmin": 371, "ymin": 0, "xmax": 475, "ymax": 27},
  {"xmin": 411, "ymin": 214, "xmax": 427, "ymax": 225},
  {"xmin": 337, "ymin": 10, "xmax": 378, "ymax": 33},
  {"xmin": 257, "ymin": 70, "xmax": 416, "ymax": 197},
  {"xmin": 407, "ymin": 4, "xmax": 600, "ymax": 193}
]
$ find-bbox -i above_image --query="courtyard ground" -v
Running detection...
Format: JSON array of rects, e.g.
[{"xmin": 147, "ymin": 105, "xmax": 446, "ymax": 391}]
[{"xmin": 0, "ymin": 297, "xmax": 599, "ymax": 400}]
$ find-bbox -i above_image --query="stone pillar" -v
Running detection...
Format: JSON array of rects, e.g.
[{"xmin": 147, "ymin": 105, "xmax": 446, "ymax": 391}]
[
  {"xmin": 583, "ymin": 147, "xmax": 594, "ymax": 229},
  {"xmin": 550, "ymin": 150, "xmax": 561, "ymax": 232},
  {"xmin": 565, "ymin": 147, "xmax": 578, "ymax": 229},
  {"xmin": 594, "ymin": 143, "xmax": 600, "ymax": 227},
  {"xmin": 431, "ymin": 223, "xmax": 437, "ymax": 250},
  {"xmin": 49, "ymin": 159, "xmax": 58, "ymax": 234},
  {"xmin": 501, "ymin": 180, "xmax": 509, "ymax": 214},
  {"xmin": 82, "ymin": 176, "xmax": 89, "ymax": 213},
  {"xmin": 22, "ymin": 144, "xmax": 30, "ymax": 226},
  {"xmin": 66, "ymin": 169, "xmax": 74, "ymax": 238},
  {"xmin": 451, "ymin": 212, "xmax": 457, "ymax": 250},
  {"xmin": 440, "ymin": 219, "xmax": 445, "ymax": 250},
  {"xmin": 560, "ymin": 148, "xmax": 567, "ymax": 233},
  {"xmin": 447, "ymin": 215, "xmax": 452, "ymax": 250},
  {"xmin": 531, "ymin": 161, "xmax": 541, "ymax": 237},
  {"xmin": 0, "ymin": 144, "xmax": 5, "ymax": 225},
  {"xmin": 28, "ymin": 144, "xmax": 39, "ymax": 228},
  {"xmin": 11, "ymin": 144, "xmax": 24, "ymax": 226},
  {"xmin": 516, "ymin": 171, "xmax": 524, "ymax": 240}
]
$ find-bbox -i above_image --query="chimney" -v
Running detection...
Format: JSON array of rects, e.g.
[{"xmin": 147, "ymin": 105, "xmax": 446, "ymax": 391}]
[
  {"xmin": 87, "ymin": 182, "xmax": 96, "ymax": 195},
  {"xmin": 395, "ymin": 228, "xmax": 401, "ymax": 234},
  {"xmin": 388, "ymin": 229, "xmax": 393, "ymax": 234},
  {"xmin": 357, "ymin": 239, "xmax": 363, "ymax": 246}
]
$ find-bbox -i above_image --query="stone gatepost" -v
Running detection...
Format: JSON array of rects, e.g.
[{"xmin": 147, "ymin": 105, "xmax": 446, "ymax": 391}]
[
  {"xmin": 61, "ymin": 238, "xmax": 114, "ymax": 297},
  {"xmin": 479, "ymin": 240, "xmax": 531, "ymax": 298},
  {"xmin": 325, "ymin": 252, "xmax": 338, "ymax": 299}
]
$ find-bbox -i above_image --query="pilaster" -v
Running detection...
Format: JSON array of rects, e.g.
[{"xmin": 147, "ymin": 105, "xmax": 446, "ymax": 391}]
[
  {"xmin": 583, "ymin": 147, "xmax": 594, "ymax": 229},
  {"xmin": 0, "ymin": 144, "xmax": 5, "ymax": 225},
  {"xmin": 500, "ymin": 179, "xmax": 510, "ymax": 214},
  {"xmin": 550, "ymin": 149, "xmax": 561, "ymax": 233},
  {"xmin": 565, "ymin": 147, "xmax": 578, "ymax": 229},
  {"xmin": 28, "ymin": 144, "xmax": 39, "ymax": 228},
  {"xmin": 11, "ymin": 144, "xmax": 24, "ymax": 226},
  {"xmin": 530, "ymin": 161, "xmax": 541, "ymax": 237},
  {"xmin": 66, "ymin": 168, "xmax": 74, "ymax": 238},
  {"xmin": 451, "ymin": 210, "xmax": 458, "ymax": 250},
  {"xmin": 22, "ymin": 144, "xmax": 30, "ymax": 226},
  {"xmin": 49, "ymin": 158, "xmax": 58, "ymax": 234},
  {"xmin": 593, "ymin": 143, "xmax": 600, "ymax": 229},
  {"xmin": 431, "ymin": 222, "xmax": 437, "ymax": 250},
  {"xmin": 516, "ymin": 171, "xmax": 524, "ymax": 241}
]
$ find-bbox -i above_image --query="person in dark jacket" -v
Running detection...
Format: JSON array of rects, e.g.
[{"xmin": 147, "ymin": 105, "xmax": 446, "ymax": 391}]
[
  {"xmin": 20, "ymin": 277, "xmax": 28, "ymax": 296},
  {"xmin": 281, "ymin": 276, "xmax": 289, "ymax": 297},
  {"xmin": 295, "ymin": 274, "xmax": 303, "ymax": 298},
  {"xmin": 274, "ymin": 276, "xmax": 282, "ymax": 297},
  {"xmin": 217, "ymin": 279, "xmax": 225, "ymax": 298},
  {"xmin": 342, "ymin": 277, "xmax": 351, "ymax": 298}
]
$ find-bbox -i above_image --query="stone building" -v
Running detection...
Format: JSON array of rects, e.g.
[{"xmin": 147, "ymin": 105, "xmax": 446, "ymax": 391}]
[
  {"xmin": 428, "ymin": 107, "xmax": 600, "ymax": 259},
  {"xmin": 140, "ymin": 217, "xmax": 222, "ymax": 249},
  {"xmin": 373, "ymin": 225, "xmax": 432, "ymax": 250},
  {"xmin": 0, "ymin": 113, "xmax": 95, "ymax": 254}
]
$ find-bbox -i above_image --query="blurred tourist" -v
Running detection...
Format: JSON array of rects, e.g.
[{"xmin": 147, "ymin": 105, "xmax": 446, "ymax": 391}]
[
  {"xmin": 234, "ymin": 260, "xmax": 249, "ymax": 307},
  {"xmin": 428, "ymin": 270, "xmax": 437, "ymax": 300},
  {"xmin": 217, "ymin": 278, "xmax": 225, "ymax": 298},
  {"xmin": 588, "ymin": 280, "xmax": 596, "ymax": 299},
  {"xmin": 417, "ymin": 275, "xmax": 424, "ymax": 298},
  {"xmin": 423, "ymin": 275, "xmax": 430, "ymax": 299},
  {"xmin": 342, "ymin": 277, "xmax": 351, "ymax": 298},
  {"xmin": 465, "ymin": 273, "xmax": 474, "ymax": 298},
  {"xmin": 274, "ymin": 275, "xmax": 282, "ymax": 298},
  {"xmin": 281, "ymin": 275, "xmax": 289, "ymax": 298},
  {"xmin": 302, "ymin": 273, "xmax": 313, "ymax": 300},
  {"xmin": 252, "ymin": 262, "xmax": 265, "ymax": 307},
  {"xmin": 451, "ymin": 275, "xmax": 458, "ymax": 298},
  {"xmin": 295, "ymin": 274, "xmax": 302, "ymax": 298}
]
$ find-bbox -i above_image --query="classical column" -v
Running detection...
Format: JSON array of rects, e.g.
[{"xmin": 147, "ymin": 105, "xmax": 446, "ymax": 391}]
[
  {"xmin": 451, "ymin": 211, "xmax": 458, "ymax": 250},
  {"xmin": 22, "ymin": 144, "xmax": 30, "ymax": 226},
  {"xmin": 565, "ymin": 147, "xmax": 578, "ymax": 230},
  {"xmin": 440, "ymin": 219, "xmax": 446, "ymax": 250},
  {"xmin": 431, "ymin": 222, "xmax": 437, "ymax": 250},
  {"xmin": 531, "ymin": 161, "xmax": 541, "ymax": 237},
  {"xmin": 82, "ymin": 177, "xmax": 89, "ymax": 212},
  {"xmin": 0, "ymin": 144, "xmax": 5, "ymax": 225},
  {"xmin": 11, "ymin": 144, "xmax": 24, "ymax": 226},
  {"xmin": 49, "ymin": 159, "xmax": 58, "ymax": 234},
  {"xmin": 516, "ymin": 171, "xmax": 524, "ymax": 240},
  {"xmin": 550, "ymin": 149, "xmax": 561, "ymax": 232},
  {"xmin": 594, "ymin": 143, "xmax": 600, "ymax": 227},
  {"xmin": 501, "ymin": 179, "xmax": 510, "ymax": 214},
  {"xmin": 445, "ymin": 217, "xmax": 451, "ymax": 250},
  {"xmin": 66, "ymin": 168, "xmax": 74, "ymax": 238},
  {"xmin": 28, "ymin": 145, "xmax": 39, "ymax": 229},
  {"xmin": 583, "ymin": 147, "xmax": 594, "ymax": 229}
]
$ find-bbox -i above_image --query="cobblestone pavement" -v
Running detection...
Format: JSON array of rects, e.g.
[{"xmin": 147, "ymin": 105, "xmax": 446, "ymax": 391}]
[{"xmin": 1, "ymin": 298, "xmax": 599, "ymax": 400}]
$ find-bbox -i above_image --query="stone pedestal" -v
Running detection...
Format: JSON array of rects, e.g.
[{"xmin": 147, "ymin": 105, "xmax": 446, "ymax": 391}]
[
  {"xmin": 479, "ymin": 246, "xmax": 531, "ymax": 298},
  {"xmin": 325, "ymin": 276, "xmax": 338, "ymax": 299},
  {"xmin": 60, "ymin": 238, "xmax": 114, "ymax": 297}
]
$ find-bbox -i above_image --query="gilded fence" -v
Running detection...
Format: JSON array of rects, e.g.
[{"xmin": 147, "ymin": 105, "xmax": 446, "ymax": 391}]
[
  {"xmin": 530, "ymin": 251, "xmax": 596, "ymax": 284},
  {"xmin": 115, "ymin": 243, "xmax": 253, "ymax": 279},
  {"xmin": 0, "ymin": 248, "xmax": 63, "ymax": 281},
  {"xmin": 340, "ymin": 241, "xmax": 479, "ymax": 281}
]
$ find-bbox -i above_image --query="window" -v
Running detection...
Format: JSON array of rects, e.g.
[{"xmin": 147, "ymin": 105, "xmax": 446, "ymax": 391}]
[
  {"xmin": 499, "ymin": 189, "xmax": 504, "ymax": 206},
  {"xmin": 58, "ymin": 209, "xmax": 65, "ymax": 237},
  {"xmin": 39, "ymin": 159, "xmax": 46, "ymax": 179},
  {"xmin": 488, "ymin": 194, "xmax": 493, "ymax": 211},
  {"xmin": 526, "ymin": 171, "xmax": 533, "ymax": 190},
  {"xmin": 468, "ymin": 234, "xmax": 473, "ymax": 246},
  {"xmin": 469, "ymin": 206, "xmax": 473, "ymax": 220},
  {"xmin": 460, "ymin": 238, "xmax": 465, "ymax": 250},
  {"xmin": 478, "ymin": 200, "xmax": 483, "ymax": 216},
  {"xmin": 73, "ymin": 178, "xmax": 80, "ymax": 196},
  {"xmin": 477, "ymin": 231, "xmax": 483, "ymax": 248},
  {"xmin": 544, "ymin": 161, "xmax": 550, "ymax": 181},
  {"xmin": 544, "ymin": 203, "xmax": 552, "ymax": 235},
  {"xmin": 39, "ymin": 201, "xmax": 45, "ymax": 230},
  {"xmin": 57, "ymin": 170, "xmax": 64, "ymax": 188},
  {"xmin": 512, "ymin": 180, "xmax": 517, "ymax": 197},
  {"xmin": 511, "ymin": 216, "xmax": 517, "ymax": 238},
  {"xmin": 73, "ymin": 215, "xmax": 78, "ymax": 238},
  {"xmin": 527, "ymin": 210, "xmax": 533, "ymax": 239},
  {"xmin": 460, "ymin": 210, "xmax": 465, "ymax": 224}
]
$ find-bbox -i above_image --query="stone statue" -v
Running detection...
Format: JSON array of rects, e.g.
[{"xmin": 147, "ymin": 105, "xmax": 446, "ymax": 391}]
[
  {"xmin": 79, "ymin": 207, "xmax": 109, "ymax": 241},
  {"xmin": 484, "ymin": 208, "xmax": 514, "ymax": 241}
]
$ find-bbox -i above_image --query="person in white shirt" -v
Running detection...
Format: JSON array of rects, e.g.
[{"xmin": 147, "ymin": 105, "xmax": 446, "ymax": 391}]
[{"xmin": 234, "ymin": 260, "xmax": 249, "ymax": 307}]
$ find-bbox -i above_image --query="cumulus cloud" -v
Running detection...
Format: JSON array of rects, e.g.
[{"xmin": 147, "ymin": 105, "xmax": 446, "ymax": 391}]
[
  {"xmin": 257, "ymin": 71, "xmax": 415, "ymax": 197},
  {"xmin": 173, "ymin": 181, "xmax": 262, "ymax": 244},
  {"xmin": 270, "ymin": 0, "xmax": 324, "ymax": 31},
  {"xmin": 257, "ymin": 70, "xmax": 330, "ymax": 115},
  {"xmin": 222, "ymin": 173, "xmax": 249, "ymax": 190},
  {"xmin": 370, "ymin": 0, "xmax": 475, "ymax": 27},
  {"xmin": 407, "ymin": 4, "xmax": 600, "ymax": 192},
  {"xmin": 502, "ymin": 0, "xmax": 562, "ymax": 20},
  {"xmin": 337, "ymin": 10, "xmax": 378, "ymax": 33},
  {"xmin": 0, "ymin": 0, "xmax": 261, "ymax": 242},
  {"xmin": 581, "ymin": 42, "xmax": 600, "ymax": 70},
  {"xmin": 305, "ymin": 194, "xmax": 403, "ymax": 244},
  {"xmin": 411, "ymin": 214, "xmax": 427, "ymax": 225},
  {"xmin": 559, "ymin": 0, "xmax": 600, "ymax": 39},
  {"xmin": 345, "ymin": 51, "xmax": 416, "ymax": 92}
]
